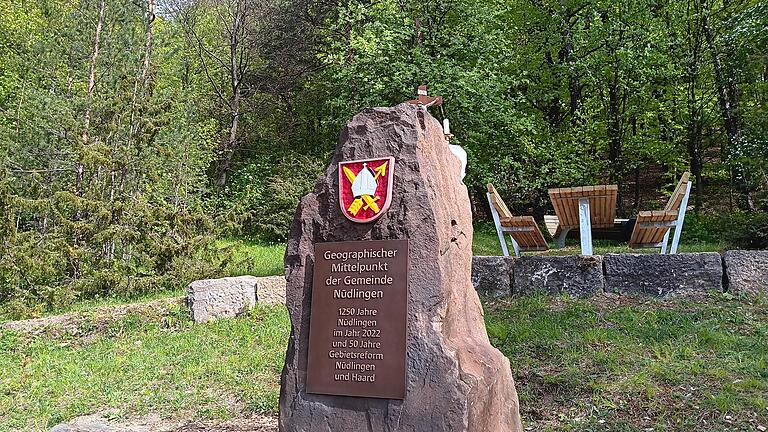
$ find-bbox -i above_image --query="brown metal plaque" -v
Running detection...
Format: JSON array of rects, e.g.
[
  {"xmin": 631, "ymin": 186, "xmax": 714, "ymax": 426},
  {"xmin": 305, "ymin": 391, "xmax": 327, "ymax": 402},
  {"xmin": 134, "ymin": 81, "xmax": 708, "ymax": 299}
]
[{"xmin": 306, "ymin": 239, "xmax": 408, "ymax": 399}]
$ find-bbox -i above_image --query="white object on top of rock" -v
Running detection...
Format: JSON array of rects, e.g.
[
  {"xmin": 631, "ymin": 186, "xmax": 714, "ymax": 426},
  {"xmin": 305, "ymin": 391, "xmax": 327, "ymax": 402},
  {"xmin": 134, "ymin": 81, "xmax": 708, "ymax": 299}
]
[
  {"xmin": 448, "ymin": 144, "xmax": 467, "ymax": 181},
  {"xmin": 443, "ymin": 117, "xmax": 467, "ymax": 181}
]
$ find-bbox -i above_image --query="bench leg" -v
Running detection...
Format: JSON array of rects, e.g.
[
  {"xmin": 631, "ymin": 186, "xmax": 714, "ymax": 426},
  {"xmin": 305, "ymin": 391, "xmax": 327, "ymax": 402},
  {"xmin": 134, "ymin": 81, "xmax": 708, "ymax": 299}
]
[
  {"xmin": 509, "ymin": 235, "xmax": 521, "ymax": 258},
  {"xmin": 660, "ymin": 229, "xmax": 671, "ymax": 254},
  {"xmin": 487, "ymin": 192, "xmax": 509, "ymax": 257},
  {"xmin": 556, "ymin": 228, "xmax": 570, "ymax": 248},
  {"xmin": 670, "ymin": 182, "xmax": 692, "ymax": 255},
  {"xmin": 578, "ymin": 198, "xmax": 593, "ymax": 256}
]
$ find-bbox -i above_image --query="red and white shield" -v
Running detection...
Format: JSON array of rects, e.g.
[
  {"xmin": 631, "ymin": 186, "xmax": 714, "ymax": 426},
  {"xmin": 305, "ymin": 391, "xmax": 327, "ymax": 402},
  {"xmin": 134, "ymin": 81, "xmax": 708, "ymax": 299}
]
[{"xmin": 338, "ymin": 157, "xmax": 395, "ymax": 223}]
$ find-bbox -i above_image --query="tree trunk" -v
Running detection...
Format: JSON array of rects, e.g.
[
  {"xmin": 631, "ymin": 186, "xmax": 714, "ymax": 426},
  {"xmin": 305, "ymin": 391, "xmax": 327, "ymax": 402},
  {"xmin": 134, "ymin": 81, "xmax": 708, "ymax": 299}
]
[
  {"xmin": 217, "ymin": 99, "xmax": 240, "ymax": 187},
  {"xmin": 216, "ymin": 0, "xmax": 244, "ymax": 188},
  {"xmin": 607, "ymin": 64, "xmax": 624, "ymax": 212},
  {"xmin": 687, "ymin": 93, "xmax": 705, "ymax": 211},
  {"xmin": 702, "ymin": 3, "xmax": 739, "ymax": 145},
  {"xmin": 558, "ymin": 4, "xmax": 581, "ymax": 121},
  {"xmin": 125, "ymin": 0, "xmax": 157, "ymax": 190},
  {"xmin": 128, "ymin": 0, "xmax": 156, "ymax": 140},
  {"xmin": 140, "ymin": 0, "xmax": 156, "ymax": 85},
  {"xmin": 685, "ymin": 8, "xmax": 704, "ymax": 212},
  {"xmin": 77, "ymin": 0, "xmax": 106, "ymax": 202},
  {"xmin": 75, "ymin": 0, "xmax": 106, "ymax": 225},
  {"xmin": 701, "ymin": 0, "xmax": 753, "ymax": 210}
]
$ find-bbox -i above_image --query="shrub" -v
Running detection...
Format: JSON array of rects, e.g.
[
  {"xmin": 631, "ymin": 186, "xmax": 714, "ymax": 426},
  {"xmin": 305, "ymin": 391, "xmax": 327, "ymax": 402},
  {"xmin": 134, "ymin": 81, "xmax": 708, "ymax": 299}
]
[
  {"xmin": 684, "ymin": 211, "xmax": 768, "ymax": 249},
  {"xmin": 218, "ymin": 154, "xmax": 325, "ymax": 242}
]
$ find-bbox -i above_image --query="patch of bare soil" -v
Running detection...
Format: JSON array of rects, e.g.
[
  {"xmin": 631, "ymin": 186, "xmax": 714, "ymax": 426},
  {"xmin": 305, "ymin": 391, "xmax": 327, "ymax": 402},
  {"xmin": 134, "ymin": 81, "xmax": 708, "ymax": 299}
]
[
  {"xmin": 1, "ymin": 297, "xmax": 184, "ymax": 338},
  {"xmin": 1, "ymin": 276, "xmax": 287, "ymax": 339},
  {"xmin": 174, "ymin": 416, "xmax": 278, "ymax": 432},
  {"xmin": 50, "ymin": 413, "xmax": 278, "ymax": 432}
]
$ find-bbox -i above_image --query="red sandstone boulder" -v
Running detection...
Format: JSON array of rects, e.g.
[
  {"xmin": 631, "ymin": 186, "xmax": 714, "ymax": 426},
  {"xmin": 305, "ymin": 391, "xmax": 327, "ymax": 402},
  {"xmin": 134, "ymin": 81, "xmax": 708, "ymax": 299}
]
[{"xmin": 278, "ymin": 103, "xmax": 522, "ymax": 432}]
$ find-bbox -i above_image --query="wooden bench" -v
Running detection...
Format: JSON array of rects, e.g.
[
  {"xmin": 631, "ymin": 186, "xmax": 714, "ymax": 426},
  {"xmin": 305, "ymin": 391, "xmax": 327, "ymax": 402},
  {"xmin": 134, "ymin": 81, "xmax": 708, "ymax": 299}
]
[
  {"xmin": 628, "ymin": 172, "xmax": 692, "ymax": 254},
  {"xmin": 487, "ymin": 184, "xmax": 548, "ymax": 257},
  {"xmin": 548, "ymin": 185, "xmax": 618, "ymax": 255}
]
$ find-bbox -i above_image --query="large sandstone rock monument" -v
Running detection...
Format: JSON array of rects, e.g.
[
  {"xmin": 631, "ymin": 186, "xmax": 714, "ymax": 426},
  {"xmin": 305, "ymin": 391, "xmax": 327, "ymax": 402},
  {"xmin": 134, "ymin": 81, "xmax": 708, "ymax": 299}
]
[{"xmin": 278, "ymin": 103, "xmax": 522, "ymax": 431}]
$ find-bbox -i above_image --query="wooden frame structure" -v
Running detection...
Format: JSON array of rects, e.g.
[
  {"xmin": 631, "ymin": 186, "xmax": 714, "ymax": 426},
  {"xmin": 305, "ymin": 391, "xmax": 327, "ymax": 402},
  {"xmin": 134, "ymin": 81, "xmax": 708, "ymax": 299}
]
[
  {"xmin": 547, "ymin": 185, "xmax": 618, "ymax": 255},
  {"xmin": 486, "ymin": 184, "xmax": 548, "ymax": 257},
  {"xmin": 628, "ymin": 172, "xmax": 692, "ymax": 254}
]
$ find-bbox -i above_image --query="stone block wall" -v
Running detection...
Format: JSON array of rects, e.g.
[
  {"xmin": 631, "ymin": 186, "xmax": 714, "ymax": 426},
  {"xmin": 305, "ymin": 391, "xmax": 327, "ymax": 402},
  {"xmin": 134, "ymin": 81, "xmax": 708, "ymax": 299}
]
[
  {"xmin": 514, "ymin": 255, "xmax": 603, "ymax": 298},
  {"xmin": 724, "ymin": 250, "xmax": 768, "ymax": 296},
  {"xmin": 472, "ymin": 251, "xmax": 766, "ymax": 298},
  {"xmin": 471, "ymin": 256, "xmax": 514, "ymax": 297},
  {"xmin": 603, "ymin": 253, "xmax": 723, "ymax": 297}
]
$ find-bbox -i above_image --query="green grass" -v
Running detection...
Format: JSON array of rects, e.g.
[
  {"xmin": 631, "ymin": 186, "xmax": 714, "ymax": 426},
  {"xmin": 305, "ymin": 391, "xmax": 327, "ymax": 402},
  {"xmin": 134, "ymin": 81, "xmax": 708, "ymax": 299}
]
[
  {"xmin": 485, "ymin": 294, "xmax": 768, "ymax": 431},
  {"xmin": 472, "ymin": 224, "xmax": 727, "ymax": 256},
  {"xmin": 218, "ymin": 237, "xmax": 285, "ymax": 277},
  {"xmin": 0, "ymin": 304, "xmax": 289, "ymax": 430},
  {"xmin": 3, "ymin": 294, "xmax": 766, "ymax": 431}
]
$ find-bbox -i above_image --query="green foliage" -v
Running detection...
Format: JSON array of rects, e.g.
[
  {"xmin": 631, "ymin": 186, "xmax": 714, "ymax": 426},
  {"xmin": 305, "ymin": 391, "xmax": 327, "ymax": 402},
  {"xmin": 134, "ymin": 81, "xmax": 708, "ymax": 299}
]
[
  {"xmin": 0, "ymin": 0, "xmax": 227, "ymax": 317},
  {"xmin": 1, "ymin": 0, "xmax": 767, "ymax": 314},
  {"xmin": 218, "ymin": 154, "xmax": 325, "ymax": 241},
  {"xmin": 685, "ymin": 212, "xmax": 768, "ymax": 249}
]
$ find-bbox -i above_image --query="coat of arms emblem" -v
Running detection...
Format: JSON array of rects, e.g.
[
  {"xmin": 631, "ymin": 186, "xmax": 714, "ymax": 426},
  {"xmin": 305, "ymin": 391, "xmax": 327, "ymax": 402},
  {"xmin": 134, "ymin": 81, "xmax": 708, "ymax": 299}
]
[{"xmin": 338, "ymin": 157, "xmax": 395, "ymax": 223}]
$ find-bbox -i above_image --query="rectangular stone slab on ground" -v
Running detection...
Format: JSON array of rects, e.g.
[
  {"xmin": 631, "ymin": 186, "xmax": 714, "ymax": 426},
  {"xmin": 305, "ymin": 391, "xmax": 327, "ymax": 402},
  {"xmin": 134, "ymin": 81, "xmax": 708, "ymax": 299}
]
[
  {"xmin": 187, "ymin": 276, "xmax": 257, "ymax": 323},
  {"xmin": 278, "ymin": 103, "xmax": 522, "ymax": 432}
]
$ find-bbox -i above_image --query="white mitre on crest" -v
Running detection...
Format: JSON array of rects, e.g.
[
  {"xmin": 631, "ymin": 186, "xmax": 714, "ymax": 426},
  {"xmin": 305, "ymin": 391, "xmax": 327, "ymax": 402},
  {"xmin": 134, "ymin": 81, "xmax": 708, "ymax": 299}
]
[{"xmin": 351, "ymin": 163, "xmax": 378, "ymax": 197}]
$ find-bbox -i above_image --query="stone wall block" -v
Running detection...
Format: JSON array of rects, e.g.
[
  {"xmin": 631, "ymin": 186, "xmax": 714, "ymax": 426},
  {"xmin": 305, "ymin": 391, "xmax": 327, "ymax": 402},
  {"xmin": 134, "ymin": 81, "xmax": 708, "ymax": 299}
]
[
  {"xmin": 604, "ymin": 253, "xmax": 722, "ymax": 297},
  {"xmin": 724, "ymin": 250, "xmax": 768, "ymax": 295},
  {"xmin": 471, "ymin": 256, "xmax": 514, "ymax": 297},
  {"xmin": 513, "ymin": 255, "xmax": 603, "ymax": 298}
]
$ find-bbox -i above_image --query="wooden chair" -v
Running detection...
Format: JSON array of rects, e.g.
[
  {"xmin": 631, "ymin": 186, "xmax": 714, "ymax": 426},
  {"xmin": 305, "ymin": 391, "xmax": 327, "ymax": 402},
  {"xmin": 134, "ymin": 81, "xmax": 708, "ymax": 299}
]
[
  {"xmin": 628, "ymin": 172, "xmax": 692, "ymax": 254},
  {"xmin": 487, "ymin": 184, "xmax": 549, "ymax": 257},
  {"xmin": 548, "ymin": 185, "xmax": 619, "ymax": 252}
]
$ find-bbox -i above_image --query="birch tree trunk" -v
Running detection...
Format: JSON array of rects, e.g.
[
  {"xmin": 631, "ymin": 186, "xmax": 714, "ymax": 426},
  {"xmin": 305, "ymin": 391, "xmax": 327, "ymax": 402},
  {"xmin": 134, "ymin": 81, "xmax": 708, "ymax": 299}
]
[{"xmin": 76, "ymin": 0, "xmax": 106, "ymax": 219}]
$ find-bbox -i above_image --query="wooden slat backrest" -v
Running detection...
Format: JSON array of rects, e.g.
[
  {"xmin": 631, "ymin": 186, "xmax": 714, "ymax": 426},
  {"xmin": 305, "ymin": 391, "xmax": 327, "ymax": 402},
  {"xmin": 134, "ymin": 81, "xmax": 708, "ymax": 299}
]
[
  {"xmin": 629, "ymin": 173, "xmax": 692, "ymax": 249},
  {"xmin": 548, "ymin": 188, "xmax": 577, "ymax": 228},
  {"xmin": 664, "ymin": 172, "xmax": 691, "ymax": 212},
  {"xmin": 499, "ymin": 215, "xmax": 548, "ymax": 250},
  {"xmin": 629, "ymin": 210, "xmax": 679, "ymax": 247},
  {"xmin": 487, "ymin": 184, "xmax": 549, "ymax": 252},
  {"xmin": 592, "ymin": 185, "xmax": 618, "ymax": 228},
  {"xmin": 487, "ymin": 184, "xmax": 513, "ymax": 219},
  {"xmin": 548, "ymin": 185, "xmax": 618, "ymax": 229},
  {"xmin": 544, "ymin": 215, "xmax": 560, "ymax": 237}
]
